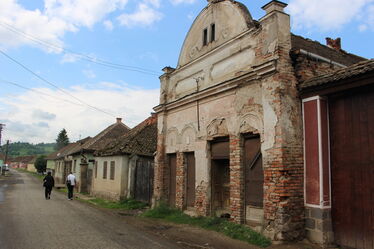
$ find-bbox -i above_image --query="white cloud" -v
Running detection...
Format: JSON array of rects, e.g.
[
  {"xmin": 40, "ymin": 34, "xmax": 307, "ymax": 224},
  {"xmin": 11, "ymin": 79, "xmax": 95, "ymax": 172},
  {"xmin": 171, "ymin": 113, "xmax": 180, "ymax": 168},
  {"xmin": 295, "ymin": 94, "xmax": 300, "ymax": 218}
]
[
  {"xmin": 0, "ymin": 0, "xmax": 128, "ymax": 52},
  {"xmin": 61, "ymin": 53, "xmax": 80, "ymax": 63},
  {"xmin": 83, "ymin": 69, "xmax": 96, "ymax": 79},
  {"xmin": 103, "ymin": 20, "xmax": 114, "ymax": 31},
  {"xmin": 288, "ymin": 0, "xmax": 374, "ymax": 31},
  {"xmin": 363, "ymin": 4, "xmax": 374, "ymax": 30},
  {"xmin": 170, "ymin": 0, "xmax": 197, "ymax": 5},
  {"xmin": 145, "ymin": 0, "xmax": 161, "ymax": 8},
  {"xmin": 0, "ymin": 84, "xmax": 159, "ymax": 143},
  {"xmin": 117, "ymin": 3, "xmax": 163, "ymax": 27},
  {"xmin": 44, "ymin": 0, "xmax": 128, "ymax": 28}
]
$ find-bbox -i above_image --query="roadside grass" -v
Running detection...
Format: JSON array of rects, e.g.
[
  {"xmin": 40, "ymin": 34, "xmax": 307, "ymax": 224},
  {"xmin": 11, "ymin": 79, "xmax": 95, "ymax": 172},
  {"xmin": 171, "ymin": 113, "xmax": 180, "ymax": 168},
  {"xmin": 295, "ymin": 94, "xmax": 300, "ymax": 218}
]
[
  {"xmin": 142, "ymin": 203, "xmax": 271, "ymax": 248},
  {"xmin": 84, "ymin": 198, "xmax": 148, "ymax": 210}
]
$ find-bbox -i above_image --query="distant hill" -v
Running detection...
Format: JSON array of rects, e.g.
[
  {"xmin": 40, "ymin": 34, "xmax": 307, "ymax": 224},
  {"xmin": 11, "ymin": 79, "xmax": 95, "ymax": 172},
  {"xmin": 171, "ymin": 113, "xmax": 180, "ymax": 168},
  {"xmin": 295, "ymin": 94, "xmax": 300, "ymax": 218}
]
[{"xmin": 0, "ymin": 142, "xmax": 56, "ymax": 157}]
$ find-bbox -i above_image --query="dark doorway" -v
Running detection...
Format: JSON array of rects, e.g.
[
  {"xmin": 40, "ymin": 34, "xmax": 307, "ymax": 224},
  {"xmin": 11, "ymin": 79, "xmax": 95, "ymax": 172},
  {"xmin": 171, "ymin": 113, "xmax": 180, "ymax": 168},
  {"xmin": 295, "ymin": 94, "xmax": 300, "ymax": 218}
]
[
  {"xmin": 186, "ymin": 153, "xmax": 196, "ymax": 208},
  {"xmin": 168, "ymin": 154, "xmax": 177, "ymax": 207},
  {"xmin": 211, "ymin": 139, "xmax": 230, "ymax": 215},
  {"xmin": 329, "ymin": 86, "xmax": 374, "ymax": 249}
]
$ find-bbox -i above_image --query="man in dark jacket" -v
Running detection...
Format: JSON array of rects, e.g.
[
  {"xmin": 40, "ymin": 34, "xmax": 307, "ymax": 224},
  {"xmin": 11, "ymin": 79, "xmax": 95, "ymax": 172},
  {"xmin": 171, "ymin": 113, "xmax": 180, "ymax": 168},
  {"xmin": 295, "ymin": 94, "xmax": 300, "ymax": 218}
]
[{"xmin": 43, "ymin": 172, "xmax": 55, "ymax": 199}]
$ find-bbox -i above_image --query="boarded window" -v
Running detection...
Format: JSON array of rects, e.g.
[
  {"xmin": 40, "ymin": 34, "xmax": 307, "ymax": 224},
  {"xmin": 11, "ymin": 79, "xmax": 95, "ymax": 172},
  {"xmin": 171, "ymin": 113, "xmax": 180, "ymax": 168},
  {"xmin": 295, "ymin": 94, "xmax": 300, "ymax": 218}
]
[
  {"xmin": 73, "ymin": 160, "xmax": 76, "ymax": 172},
  {"xmin": 103, "ymin": 161, "xmax": 107, "ymax": 179},
  {"xmin": 110, "ymin": 161, "xmax": 115, "ymax": 180},
  {"xmin": 94, "ymin": 161, "xmax": 97, "ymax": 178},
  {"xmin": 203, "ymin": 28, "xmax": 208, "ymax": 46},
  {"xmin": 210, "ymin": 23, "xmax": 215, "ymax": 42}
]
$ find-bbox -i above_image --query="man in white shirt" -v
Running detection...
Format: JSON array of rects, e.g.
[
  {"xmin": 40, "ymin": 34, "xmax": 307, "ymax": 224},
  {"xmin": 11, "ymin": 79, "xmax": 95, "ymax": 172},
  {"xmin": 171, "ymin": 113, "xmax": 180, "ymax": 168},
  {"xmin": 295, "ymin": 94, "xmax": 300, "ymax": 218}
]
[{"xmin": 66, "ymin": 172, "xmax": 76, "ymax": 200}]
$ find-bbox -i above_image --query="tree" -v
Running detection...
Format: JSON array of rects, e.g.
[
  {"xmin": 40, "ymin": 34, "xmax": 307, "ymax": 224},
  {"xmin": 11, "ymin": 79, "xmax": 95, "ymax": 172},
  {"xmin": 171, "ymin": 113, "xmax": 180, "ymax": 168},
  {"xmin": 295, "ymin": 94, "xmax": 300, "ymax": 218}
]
[
  {"xmin": 34, "ymin": 155, "xmax": 47, "ymax": 173},
  {"xmin": 55, "ymin": 128, "xmax": 70, "ymax": 150}
]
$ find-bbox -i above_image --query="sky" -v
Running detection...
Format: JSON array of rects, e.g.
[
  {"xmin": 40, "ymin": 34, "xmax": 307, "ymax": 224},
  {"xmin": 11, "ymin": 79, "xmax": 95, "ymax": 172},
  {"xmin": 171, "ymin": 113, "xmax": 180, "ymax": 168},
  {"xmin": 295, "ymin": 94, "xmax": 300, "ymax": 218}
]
[{"xmin": 0, "ymin": 0, "xmax": 373, "ymax": 144}]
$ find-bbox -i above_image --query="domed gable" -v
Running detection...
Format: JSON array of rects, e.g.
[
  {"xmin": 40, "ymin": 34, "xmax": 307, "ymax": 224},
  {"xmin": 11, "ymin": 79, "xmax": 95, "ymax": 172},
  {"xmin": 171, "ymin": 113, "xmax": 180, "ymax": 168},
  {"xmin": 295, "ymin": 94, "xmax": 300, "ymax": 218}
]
[{"xmin": 178, "ymin": 0, "xmax": 255, "ymax": 67}]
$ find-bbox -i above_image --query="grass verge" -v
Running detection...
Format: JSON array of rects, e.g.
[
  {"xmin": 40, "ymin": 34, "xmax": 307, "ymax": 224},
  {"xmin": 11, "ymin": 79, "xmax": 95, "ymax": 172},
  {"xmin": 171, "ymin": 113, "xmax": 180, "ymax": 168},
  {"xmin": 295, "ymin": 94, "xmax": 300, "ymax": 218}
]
[
  {"xmin": 142, "ymin": 203, "xmax": 271, "ymax": 248},
  {"xmin": 84, "ymin": 198, "xmax": 148, "ymax": 210}
]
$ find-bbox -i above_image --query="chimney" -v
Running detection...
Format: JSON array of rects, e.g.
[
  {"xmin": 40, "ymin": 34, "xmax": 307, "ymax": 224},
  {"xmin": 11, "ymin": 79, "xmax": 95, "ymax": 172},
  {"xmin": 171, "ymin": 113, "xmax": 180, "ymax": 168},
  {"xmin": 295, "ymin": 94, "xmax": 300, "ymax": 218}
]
[
  {"xmin": 326, "ymin": 37, "xmax": 341, "ymax": 51},
  {"xmin": 116, "ymin": 117, "xmax": 122, "ymax": 124},
  {"xmin": 262, "ymin": 0, "xmax": 288, "ymax": 14}
]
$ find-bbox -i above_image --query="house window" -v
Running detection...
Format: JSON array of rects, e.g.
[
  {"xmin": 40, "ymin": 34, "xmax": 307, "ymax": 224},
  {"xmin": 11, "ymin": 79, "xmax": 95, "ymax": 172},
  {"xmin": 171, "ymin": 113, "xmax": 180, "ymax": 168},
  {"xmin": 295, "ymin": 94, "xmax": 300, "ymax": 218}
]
[
  {"xmin": 210, "ymin": 23, "xmax": 215, "ymax": 42},
  {"xmin": 203, "ymin": 28, "xmax": 208, "ymax": 46},
  {"xmin": 110, "ymin": 161, "xmax": 115, "ymax": 180},
  {"xmin": 94, "ymin": 161, "xmax": 97, "ymax": 179},
  {"xmin": 103, "ymin": 161, "xmax": 107, "ymax": 179}
]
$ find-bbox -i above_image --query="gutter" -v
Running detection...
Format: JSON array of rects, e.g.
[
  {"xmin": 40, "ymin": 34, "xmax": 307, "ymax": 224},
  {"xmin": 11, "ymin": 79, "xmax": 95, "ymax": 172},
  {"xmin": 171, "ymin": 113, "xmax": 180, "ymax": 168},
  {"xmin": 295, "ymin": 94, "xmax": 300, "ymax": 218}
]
[{"xmin": 299, "ymin": 49, "xmax": 347, "ymax": 68}]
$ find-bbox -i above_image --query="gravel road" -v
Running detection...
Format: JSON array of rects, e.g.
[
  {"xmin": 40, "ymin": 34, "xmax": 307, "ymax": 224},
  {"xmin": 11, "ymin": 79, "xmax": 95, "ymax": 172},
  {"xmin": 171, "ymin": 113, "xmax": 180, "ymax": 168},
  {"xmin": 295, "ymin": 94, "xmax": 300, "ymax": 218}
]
[{"xmin": 0, "ymin": 170, "xmax": 181, "ymax": 249}]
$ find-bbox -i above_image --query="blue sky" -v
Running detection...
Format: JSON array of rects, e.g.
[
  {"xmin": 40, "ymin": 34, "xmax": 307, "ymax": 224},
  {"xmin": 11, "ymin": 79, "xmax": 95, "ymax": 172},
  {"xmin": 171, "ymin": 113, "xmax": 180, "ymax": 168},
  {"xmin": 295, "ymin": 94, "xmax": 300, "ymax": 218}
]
[{"xmin": 0, "ymin": 0, "xmax": 373, "ymax": 144}]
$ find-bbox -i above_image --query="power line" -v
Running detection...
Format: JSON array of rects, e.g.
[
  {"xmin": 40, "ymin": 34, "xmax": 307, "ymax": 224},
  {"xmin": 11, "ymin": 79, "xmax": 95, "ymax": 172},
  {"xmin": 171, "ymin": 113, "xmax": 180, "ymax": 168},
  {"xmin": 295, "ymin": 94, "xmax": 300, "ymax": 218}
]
[
  {"xmin": 0, "ymin": 49, "xmax": 117, "ymax": 118},
  {"xmin": 0, "ymin": 21, "xmax": 161, "ymax": 76},
  {"xmin": 0, "ymin": 79, "xmax": 85, "ymax": 107}
]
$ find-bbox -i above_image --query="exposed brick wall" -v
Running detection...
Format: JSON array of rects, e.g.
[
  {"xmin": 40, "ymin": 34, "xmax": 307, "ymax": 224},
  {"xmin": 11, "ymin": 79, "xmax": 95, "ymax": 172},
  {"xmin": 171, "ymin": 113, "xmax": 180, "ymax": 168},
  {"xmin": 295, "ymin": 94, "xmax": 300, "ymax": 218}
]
[
  {"xmin": 175, "ymin": 152, "xmax": 186, "ymax": 209},
  {"xmin": 260, "ymin": 43, "xmax": 305, "ymax": 241},
  {"xmin": 291, "ymin": 53, "xmax": 342, "ymax": 83},
  {"xmin": 229, "ymin": 135, "xmax": 245, "ymax": 224},
  {"xmin": 195, "ymin": 180, "xmax": 210, "ymax": 216},
  {"xmin": 153, "ymin": 134, "xmax": 167, "ymax": 205}
]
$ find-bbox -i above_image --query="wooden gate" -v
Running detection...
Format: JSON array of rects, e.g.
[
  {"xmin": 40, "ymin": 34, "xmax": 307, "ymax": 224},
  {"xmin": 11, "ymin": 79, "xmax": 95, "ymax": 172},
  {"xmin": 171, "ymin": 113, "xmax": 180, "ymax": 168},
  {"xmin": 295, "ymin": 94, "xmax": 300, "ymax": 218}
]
[
  {"xmin": 168, "ymin": 154, "xmax": 177, "ymax": 207},
  {"xmin": 186, "ymin": 153, "xmax": 196, "ymax": 208},
  {"xmin": 329, "ymin": 86, "xmax": 374, "ymax": 249},
  {"xmin": 134, "ymin": 157, "xmax": 154, "ymax": 204},
  {"xmin": 211, "ymin": 139, "xmax": 230, "ymax": 214},
  {"xmin": 244, "ymin": 136, "xmax": 263, "ymax": 207}
]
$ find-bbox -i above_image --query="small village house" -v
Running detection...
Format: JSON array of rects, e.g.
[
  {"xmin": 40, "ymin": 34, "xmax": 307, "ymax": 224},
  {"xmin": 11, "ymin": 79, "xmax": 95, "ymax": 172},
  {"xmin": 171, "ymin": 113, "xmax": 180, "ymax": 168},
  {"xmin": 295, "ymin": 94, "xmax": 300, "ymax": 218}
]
[
  {"xmin": 26, "ymin": 156, "xmax": 37, "ymax": 172},
  {"xmin": 53, "ymin": 142, "xmax": 84, "ymax": 186},
  {"xmin": 153, "ymin": 0, "xmax": 365, "ymax": 245},
  {"xmin": 66, "ymin": 118, "xmax": 130, "ymax": 194},
  {"xmin": 92, "ymin": 115, "xmax": 157, "ymax": 203}
]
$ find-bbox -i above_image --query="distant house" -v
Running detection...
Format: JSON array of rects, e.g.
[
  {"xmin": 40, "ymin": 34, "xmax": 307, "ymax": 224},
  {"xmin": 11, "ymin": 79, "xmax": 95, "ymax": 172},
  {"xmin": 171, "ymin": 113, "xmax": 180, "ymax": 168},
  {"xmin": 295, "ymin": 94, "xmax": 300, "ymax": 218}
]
[
  {"xmin": 26, "ymin": 156, "xmax": 37, "ymax": 172},
  {"xmin": 8, "ymin": 156, "xmax": 35, "ymax": 169},
  {"xmin": 93, "ymin": 115, "xmax": 157, "ymax": 203},
  {"xmin": 53, "ymin": 142, "xmax": 84, "ymax": 185},
  {"xmin": 66, "ymin": 118, "xmax": 130, "ymax": 194},
  {"xmin": 45, "ymin": 151, "xmax": 59, "ymax": 175},
  {"xmin": 0, "ymin": 152, "xmax": 4, "ymax": 165}
]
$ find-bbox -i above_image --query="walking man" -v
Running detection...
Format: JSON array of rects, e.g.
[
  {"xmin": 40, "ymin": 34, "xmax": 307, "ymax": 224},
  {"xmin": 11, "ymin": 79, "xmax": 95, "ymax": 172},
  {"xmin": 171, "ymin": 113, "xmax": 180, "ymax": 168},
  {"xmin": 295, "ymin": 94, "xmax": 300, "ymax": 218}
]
[
  {"xmin": 43, "ymin": 172, "xmax": 54, "ymax": 199},
  {"xmin": 66, "ymin": 172, "xmax": 76, "ymax": 200}
]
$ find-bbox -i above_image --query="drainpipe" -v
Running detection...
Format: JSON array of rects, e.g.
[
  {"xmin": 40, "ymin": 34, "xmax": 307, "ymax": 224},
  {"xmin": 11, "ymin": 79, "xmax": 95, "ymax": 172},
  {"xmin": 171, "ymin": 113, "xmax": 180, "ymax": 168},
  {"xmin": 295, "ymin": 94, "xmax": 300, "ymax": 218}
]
[{"xmin": 299, "ymin": 49, "xmax": 347, "ymax": 68}]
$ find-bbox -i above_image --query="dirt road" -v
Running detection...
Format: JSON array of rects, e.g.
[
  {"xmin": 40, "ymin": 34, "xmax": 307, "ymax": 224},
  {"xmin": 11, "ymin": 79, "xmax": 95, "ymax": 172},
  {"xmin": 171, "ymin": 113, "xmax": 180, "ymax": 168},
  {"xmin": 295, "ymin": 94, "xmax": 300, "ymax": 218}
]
[{"xmin": 0, "ymin": 170, "xmax": 321, "ymax": 249}]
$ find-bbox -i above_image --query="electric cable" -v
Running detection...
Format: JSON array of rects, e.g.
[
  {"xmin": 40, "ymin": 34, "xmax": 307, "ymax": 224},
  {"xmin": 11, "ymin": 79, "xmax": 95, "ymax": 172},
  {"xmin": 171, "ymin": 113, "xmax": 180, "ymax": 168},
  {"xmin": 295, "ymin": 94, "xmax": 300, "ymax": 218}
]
[
  {"xmin": 0, "ymin": 21, "xmax": 160, "ymax": 76},
  {"xmin": 0, "ymin": 49, "xmax": 117, "ymax": 118}
]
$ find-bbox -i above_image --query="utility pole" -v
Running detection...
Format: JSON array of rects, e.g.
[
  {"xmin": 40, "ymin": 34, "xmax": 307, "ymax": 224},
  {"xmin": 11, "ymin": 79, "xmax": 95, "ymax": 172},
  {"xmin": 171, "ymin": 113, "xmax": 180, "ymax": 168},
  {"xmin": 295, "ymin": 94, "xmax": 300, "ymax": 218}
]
[
  {"xmin": 0, "ymin": 123, "xmax": 4, "ymax": 147},
  {"xmin": 2, "ymin": 140, "xmax": 9, "ymax": 175}
]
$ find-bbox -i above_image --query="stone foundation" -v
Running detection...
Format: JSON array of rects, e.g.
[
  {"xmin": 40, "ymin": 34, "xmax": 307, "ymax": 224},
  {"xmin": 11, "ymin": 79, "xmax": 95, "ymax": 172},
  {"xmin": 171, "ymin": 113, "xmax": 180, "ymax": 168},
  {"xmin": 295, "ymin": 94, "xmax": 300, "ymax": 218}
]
[{"xmin": 305, "ymin": 207, "xmax": 334, "ymax": 246}]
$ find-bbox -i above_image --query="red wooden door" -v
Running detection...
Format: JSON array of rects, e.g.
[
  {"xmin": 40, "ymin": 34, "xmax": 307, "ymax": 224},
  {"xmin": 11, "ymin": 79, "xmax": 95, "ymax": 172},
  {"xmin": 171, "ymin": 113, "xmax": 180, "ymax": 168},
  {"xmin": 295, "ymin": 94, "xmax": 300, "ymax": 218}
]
[
  {"xmin": 329, "ymin": 86, "xmax": 374, "ymax": 249},
  {"xmin": 168, "ymin": 154, "xmax": 177, "ymax": 207},
  {"xmin": 186, "ymin": 153, "xmax": 196, "ymax": 208}
]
